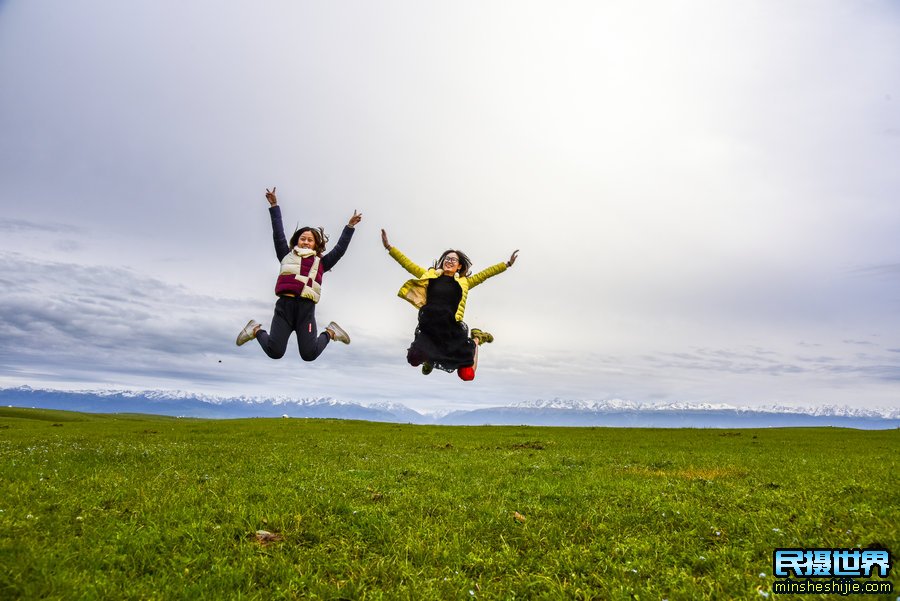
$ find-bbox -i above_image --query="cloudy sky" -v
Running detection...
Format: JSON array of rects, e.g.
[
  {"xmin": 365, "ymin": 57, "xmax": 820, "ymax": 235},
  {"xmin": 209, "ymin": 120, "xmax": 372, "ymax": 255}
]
[{"xmin": 1, "ymin": 0, "xmax": 898, "ymax": 412}]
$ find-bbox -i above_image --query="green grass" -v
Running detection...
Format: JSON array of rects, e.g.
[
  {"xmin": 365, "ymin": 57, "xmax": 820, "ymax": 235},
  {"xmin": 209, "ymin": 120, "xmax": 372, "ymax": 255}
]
[{"xmin": 0, "ymin": 408, "xmax": 897, "ymax": 600}]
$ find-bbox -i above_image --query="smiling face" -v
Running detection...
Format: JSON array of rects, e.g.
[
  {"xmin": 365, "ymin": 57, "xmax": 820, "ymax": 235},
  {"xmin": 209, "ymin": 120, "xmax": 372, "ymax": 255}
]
[
  {"xmin": 441, "ymin": 252, "xmax": 461, "ymax": 275},
  {"xmin": 295, "ymin": 230, "xmax": 318, "ymax": 251}
]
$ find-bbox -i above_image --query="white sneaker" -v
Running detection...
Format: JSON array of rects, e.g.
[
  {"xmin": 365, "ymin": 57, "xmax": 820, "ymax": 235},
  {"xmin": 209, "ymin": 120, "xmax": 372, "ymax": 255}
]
[
  {"xmin": 325, "ymin": 321, "xmax": 350, "ymax": 344},
  {"xmin": 236, "ymin": 320, "xmax": 260, "ymax": 346}
]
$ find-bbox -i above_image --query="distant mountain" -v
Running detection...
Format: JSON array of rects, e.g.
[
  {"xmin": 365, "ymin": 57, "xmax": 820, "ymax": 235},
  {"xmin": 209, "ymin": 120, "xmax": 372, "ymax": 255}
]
[
  {"xmin": 365, "ymin": 401, "xmax": 436, "ymax": 424},
  {"xmin": 1, "ymin": 386, "xmax": 898, "ymax": 429},
  {"xmin": 438, "ymin": 399, "xmax": 900, "ymax": 430},
  {"xmin": 0, "ymin": 386, "xmax": 400, "ymax": 421}
]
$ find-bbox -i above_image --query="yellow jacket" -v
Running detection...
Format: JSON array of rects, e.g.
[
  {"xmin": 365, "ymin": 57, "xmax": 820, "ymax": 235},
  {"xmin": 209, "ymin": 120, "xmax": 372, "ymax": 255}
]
[{"xmin": 389, "ymin": 246, "xmax": 508, "ymax": 322}]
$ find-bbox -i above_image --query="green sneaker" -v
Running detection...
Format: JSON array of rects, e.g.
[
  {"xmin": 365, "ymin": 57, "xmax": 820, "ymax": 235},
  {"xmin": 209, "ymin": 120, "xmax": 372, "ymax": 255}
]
[{"xmin": 470, "ymin": 328, "xmax": 493, "ymax": 345}]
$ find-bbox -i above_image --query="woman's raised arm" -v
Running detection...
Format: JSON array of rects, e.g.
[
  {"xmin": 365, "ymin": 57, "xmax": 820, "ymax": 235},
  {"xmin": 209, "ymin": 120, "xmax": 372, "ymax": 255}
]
[
  {"xmin": 468, "ymin": 250, "xmax": 518, "ymax": 288},
  {"xmin": 383, "ymin": 230, "xmax": 427, "ymax": 278},
  {"xmin": 265, "ymin": 187, "xmax": 290, "ymax": 260}
]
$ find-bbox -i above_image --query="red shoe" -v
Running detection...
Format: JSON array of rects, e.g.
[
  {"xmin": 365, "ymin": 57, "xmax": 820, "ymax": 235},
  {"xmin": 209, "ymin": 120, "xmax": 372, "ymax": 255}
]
[{"xmin": 457, "ymin": 366, "xmax": 475, "ymax": 381}]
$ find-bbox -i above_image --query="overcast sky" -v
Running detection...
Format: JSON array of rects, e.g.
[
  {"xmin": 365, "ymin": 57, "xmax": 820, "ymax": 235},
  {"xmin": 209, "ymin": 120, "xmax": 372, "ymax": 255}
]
[{"xmin": 1, "ymin": 0, "xmax": 898, "ymax": 412}]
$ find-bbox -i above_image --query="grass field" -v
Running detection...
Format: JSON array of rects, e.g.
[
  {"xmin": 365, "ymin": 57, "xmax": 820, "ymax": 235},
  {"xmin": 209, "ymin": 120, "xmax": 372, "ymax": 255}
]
[{"xmin": 0, "ymin": 407, "xmax": 897, "ymax": 600}]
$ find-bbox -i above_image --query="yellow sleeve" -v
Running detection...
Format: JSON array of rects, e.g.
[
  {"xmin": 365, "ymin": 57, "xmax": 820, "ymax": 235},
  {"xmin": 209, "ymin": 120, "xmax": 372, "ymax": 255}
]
[
  {"xmin": 388, "ymin": 246, "xmax": 427, "ymax": 278},
  {"xmin": 467, "ymin": 262, "xmax": 508, "ymax": 288}
]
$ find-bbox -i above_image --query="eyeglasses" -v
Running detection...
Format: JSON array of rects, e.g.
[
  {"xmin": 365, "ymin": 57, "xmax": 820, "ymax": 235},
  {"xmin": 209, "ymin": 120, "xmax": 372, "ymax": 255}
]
[{"xmin": 443, "ymin": 257, "xmax": 460, "ymax": 264}]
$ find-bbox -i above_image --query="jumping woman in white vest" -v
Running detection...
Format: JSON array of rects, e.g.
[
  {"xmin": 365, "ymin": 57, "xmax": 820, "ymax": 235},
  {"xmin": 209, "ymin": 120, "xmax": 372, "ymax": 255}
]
[
  {"xmin": 381, "ymin": 228, "xmax": 517, "ymax": 381},
  {"xmin": 236, "ymin": 187, "xmax": 361, "ymax": 360}
]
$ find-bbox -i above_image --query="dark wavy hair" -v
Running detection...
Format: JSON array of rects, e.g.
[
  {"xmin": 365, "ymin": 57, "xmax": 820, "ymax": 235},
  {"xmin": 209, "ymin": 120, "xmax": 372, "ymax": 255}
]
[
  {"xmin": 289, "ymin": 226, "xmax": 329, "ymax": 256},
  {"xmin": 434, "ymin": 249, "xmax": 472, "ymax": 276}
]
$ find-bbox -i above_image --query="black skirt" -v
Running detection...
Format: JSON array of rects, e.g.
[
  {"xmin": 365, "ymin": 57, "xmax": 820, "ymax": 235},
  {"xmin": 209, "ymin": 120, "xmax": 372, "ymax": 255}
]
[{"xmin": 406, "ymin": 275, "xmax": 475, "ymax": 371}]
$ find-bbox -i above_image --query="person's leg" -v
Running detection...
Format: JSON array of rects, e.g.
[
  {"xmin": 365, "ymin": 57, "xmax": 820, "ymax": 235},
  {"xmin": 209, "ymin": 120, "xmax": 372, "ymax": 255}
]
[
  {"xmin": 457, "ymin": 341, "xmax": 479, "ymax": 381},
  {"xmin": 406, "ymin": 323, "xmax": 430, "ymax": 366},
  {"xmin": 296, "ymin": 303, "xmax": 331, "ymax": 362},
  {"xmin": 256, "ymin": 299, "xmax": 293, "ymax": 359},
  {"xmin": 407, "ymin": 345, "xmax": 427, "ymax": 367}
]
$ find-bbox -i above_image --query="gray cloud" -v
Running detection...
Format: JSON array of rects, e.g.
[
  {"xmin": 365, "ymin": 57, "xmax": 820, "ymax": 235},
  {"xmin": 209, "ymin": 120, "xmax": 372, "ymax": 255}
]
[
  {"xmin": 850, "ymin": 264, "xmax": 900, "ymax": 279},
  {"xmin": 628, "ymin": 343, "xmax": 900, "ymax": 390},
  {"xmin": 645, "ymin": 348, "xmax": 805, "ymax": 377},
  {"xmin": 0, "ymin": 252, "xmax": 250, "ymax": 380},
  {"xmin": 0, "ymin": 219, "xmax": 83, "ymax": 234}
]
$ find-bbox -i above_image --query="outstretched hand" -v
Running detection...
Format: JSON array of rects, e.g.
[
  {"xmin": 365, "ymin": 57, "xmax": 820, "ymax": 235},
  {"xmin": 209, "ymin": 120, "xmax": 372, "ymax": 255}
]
[
  {"xmin": 381, "ymin": 229, "xmax": 392, "ymax": 250},
  {"xmin": 265, "ymin": 187, "xmax": 277, "ymax": 207},
  {"xmin": 507, "ymin": 250, "xmax": 519, "ymax": 267},
  {"xmin": 348, "ymin": 210, "xmax": 363, "ymax": 228}
]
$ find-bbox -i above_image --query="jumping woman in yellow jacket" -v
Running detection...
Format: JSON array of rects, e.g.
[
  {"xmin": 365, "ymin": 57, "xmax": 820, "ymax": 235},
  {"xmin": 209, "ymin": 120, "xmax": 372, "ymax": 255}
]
[{"xmin": 381, "ymin": 229, "xmax": 518, "ymax": 381}]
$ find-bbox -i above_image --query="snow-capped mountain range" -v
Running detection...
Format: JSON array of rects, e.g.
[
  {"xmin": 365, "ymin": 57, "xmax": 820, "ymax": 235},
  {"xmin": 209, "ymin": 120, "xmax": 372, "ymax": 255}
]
[
  {"xmin": 509, "ymin": 398, "xmax": 900, "ymax": 420},
  {"xmin": 1, "ymin": 386, "xmax": 897, "ymax": 429}
]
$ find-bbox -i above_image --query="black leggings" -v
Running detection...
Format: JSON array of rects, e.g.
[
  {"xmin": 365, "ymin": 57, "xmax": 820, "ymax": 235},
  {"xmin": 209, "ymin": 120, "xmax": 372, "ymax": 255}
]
[{"xmin": 256, "ymin": 296, "xmax": 330, "ymax": 361}]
